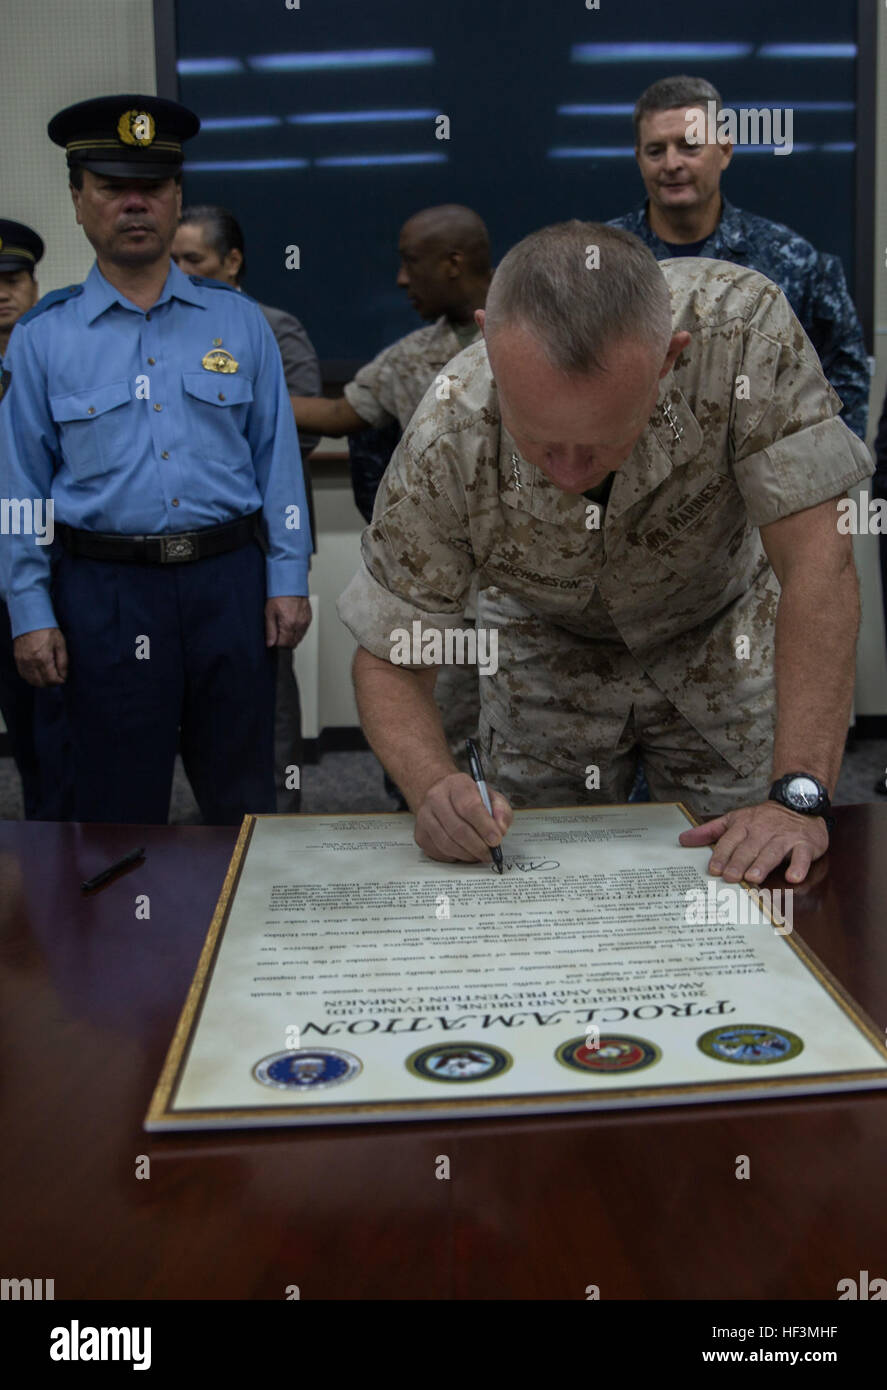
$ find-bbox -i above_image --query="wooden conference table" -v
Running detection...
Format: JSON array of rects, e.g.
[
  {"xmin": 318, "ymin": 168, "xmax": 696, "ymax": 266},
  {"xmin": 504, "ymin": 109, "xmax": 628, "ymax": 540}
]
[{"xmin": 0, "ymin": 807, "xmax": 885, "ymax": 1301}]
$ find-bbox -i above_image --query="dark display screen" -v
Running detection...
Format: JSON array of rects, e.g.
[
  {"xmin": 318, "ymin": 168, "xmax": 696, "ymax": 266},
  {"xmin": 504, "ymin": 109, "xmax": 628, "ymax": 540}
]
[{"xmin": 175, "ymin": 0, "xmax": 860, "ymax": 365}]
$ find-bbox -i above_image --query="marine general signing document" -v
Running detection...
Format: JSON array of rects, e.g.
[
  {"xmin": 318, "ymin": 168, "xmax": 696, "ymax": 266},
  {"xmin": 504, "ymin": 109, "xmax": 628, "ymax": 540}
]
[{"xmin": 146, "ymin": 805, "xmax": 887, "ymax": 1129}]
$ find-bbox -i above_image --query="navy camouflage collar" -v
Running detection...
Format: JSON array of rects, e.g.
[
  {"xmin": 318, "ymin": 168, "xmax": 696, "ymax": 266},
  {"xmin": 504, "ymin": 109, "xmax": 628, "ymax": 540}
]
[{"xmin": 620, "ymin": 197, "xmax": 747, "ymax": 258}]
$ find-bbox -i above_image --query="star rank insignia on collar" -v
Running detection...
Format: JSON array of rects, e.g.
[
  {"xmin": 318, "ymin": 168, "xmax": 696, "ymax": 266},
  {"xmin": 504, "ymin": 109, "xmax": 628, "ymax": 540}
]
[{"xmin": 662, "ymin": 402, "xmax": 684, "ymax": 442}]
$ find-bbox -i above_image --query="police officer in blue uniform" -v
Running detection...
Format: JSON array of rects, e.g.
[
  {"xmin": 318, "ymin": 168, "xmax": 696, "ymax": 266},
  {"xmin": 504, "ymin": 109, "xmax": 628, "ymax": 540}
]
[
  {"xmin": 0, "ymin": 96, "xmax": 312, "ymax": 824},
  {"xmin": 0, "ymin": 219, "xmax": 73, "ymax": 819},
  {"xmin": 610, "ymin": 75, "xmax": 870, "ymax": 440}
]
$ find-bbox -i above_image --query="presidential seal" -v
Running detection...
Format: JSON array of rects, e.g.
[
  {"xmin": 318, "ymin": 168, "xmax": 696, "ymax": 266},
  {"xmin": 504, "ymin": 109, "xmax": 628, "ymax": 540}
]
[
  {"xmin": 201, "ymin": 348, "xmax": 239, "ymax": 373},
  {"xmin": 252, "ymin": 1048, "xmax": 362, "ymax": 1091},
  {"xmin": 555, "ymin": 1034, "xmax": 661, "ymax": 1075},
  {"xmin": 117, "ymin": 109, "xmax": 156, "ymax": 147},
  {"xmin": 406, "ymin": 1042, "xmax": 513, "ymax": 1083},
  {"xmin": 697, "ymin": 1024, "xmax": 803, "ymax": 1065}
]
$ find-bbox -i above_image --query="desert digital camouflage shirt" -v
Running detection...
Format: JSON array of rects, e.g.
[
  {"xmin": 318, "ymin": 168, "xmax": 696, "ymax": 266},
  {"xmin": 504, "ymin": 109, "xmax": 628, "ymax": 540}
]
[
  {"xmin": 344, "ymin": 315, "xmax": 480, "ymax": 431},
  {"xmin": 609, "ymin": 199, "xmax": 870, "ymax": 439},
  {"xmin": 337, "ymin": 259, "xmax": 872, "ymax": 778}
]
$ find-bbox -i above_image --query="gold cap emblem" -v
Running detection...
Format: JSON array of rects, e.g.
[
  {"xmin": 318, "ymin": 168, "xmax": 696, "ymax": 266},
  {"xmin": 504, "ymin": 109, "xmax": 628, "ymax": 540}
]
[
  {"xmin": 202, "ymin": 348, "xmax": 239, "ymax": 374},
  {"xmin": 117, "ymin": 110, "xmax": 156, "ymax": 147}
]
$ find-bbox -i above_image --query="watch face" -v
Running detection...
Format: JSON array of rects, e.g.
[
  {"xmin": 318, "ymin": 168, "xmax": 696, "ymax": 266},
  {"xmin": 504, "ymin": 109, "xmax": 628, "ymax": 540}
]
[{"xmin": 785, "ymin": 776, "xmax": 821, "ymax": 810}]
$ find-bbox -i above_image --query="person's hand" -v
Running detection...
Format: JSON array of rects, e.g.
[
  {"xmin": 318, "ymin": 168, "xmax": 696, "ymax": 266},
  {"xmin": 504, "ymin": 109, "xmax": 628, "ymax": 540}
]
[
  {"xmin": 679, "ymin": 802, "xmax": 829, "ymax": 885},
  {"xmin": 414, "ymin": 772, "xmax": 513, "ymax": 864},
  {"xmin": 264, "ymin": 596, "xmax": 312, "ymax": 649},
  {"xmin": 13, "ymin": 627, "xmax": 68, "ymax": 687}
]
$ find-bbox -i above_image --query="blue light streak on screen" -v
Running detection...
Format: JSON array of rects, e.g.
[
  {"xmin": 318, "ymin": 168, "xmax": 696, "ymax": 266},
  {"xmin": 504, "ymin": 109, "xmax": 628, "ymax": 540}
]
[
  {"xmin": 549, "ymin": 147, "xmax": 637, "ymax": 159},
  {"xmin": 248, "ymin": 48, "xmax": 434, "ymax": 72},
  {"xmin": 730, "ymin": 143, "xmax": 816, "ymax": 154},
  {"xmin": 185, "ymin": 158, "xmax": 310, "ymax": 172},
  {"xmin": 287, "ymin": 110, "xmax": 436, "ymax": 125},
  {"xmin": 177, "ymin": 57, "xmax": 244, "ymax": 75},
  {"xmin": 758, "ymin": 43, "xmax": 857, "ymax": 58},
  {"xmin": 559, "ymin": 101, "xmax": 855, "ymax": 116},
  {"xmin": 572, "ymin": 42, "xmax": 753, "ymax": 61},
  {"xmin": 314, "ymin": 153, "xmax": 448, "ymax": 167},
  {"xmin": 548, "ymin": 144, "xmax": 838, "ymax": 159},
  {"xmin": 199, "ymin": 117, "xmax": 282, "ymax": 131},
  {"xmin": 558, "ymin": 104, "xmax": 636, "ymax": 116}
]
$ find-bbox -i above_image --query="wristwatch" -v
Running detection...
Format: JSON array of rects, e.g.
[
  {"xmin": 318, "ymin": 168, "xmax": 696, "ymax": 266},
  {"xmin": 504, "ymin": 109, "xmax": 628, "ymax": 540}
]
[{"xmin": 768, "ymin": 773, "xmax": 835, "ymax": 832}]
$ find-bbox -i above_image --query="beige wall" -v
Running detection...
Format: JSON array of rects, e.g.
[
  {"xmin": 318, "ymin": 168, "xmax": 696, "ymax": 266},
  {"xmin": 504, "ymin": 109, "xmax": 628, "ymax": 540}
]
[{"xmin": 1, "ymin": 1, "xmax": 156, "ymax": 295}]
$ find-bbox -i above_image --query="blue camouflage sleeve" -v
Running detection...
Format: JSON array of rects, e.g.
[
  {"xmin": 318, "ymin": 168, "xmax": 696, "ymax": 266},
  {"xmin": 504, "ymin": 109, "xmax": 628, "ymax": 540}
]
[{"xmin": 806, "ymin": 251, "xmax": 870, "ymax": 440}]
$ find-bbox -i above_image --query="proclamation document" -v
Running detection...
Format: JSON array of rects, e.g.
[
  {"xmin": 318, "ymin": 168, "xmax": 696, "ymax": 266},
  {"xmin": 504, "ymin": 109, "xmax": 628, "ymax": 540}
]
[{"xmin": 146, "ymin": 805, "xmax": 887, "ymax": 1130}]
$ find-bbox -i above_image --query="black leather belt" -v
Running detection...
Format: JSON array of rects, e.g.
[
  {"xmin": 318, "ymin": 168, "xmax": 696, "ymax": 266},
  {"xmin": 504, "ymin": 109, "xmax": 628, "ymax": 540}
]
[{"xmin": 56, "ymin": 511, "xmax": 263, "ymax": 565}]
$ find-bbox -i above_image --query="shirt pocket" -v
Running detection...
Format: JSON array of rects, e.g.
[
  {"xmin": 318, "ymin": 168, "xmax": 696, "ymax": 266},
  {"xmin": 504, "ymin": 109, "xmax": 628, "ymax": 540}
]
[
  {"xmin": 49, "ymin": 378, "xmax": 132, "ymax": 481},
  {"xmin": 182, "ymin": 371, "xmax": 254, "ymax": 465}
]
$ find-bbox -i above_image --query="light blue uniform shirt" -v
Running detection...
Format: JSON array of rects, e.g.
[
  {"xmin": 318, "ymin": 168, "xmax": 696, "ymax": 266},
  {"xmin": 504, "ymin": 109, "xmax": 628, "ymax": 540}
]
[{"xmin": 0, "ymin": 259, "xmax": 312, "ymax": 637}]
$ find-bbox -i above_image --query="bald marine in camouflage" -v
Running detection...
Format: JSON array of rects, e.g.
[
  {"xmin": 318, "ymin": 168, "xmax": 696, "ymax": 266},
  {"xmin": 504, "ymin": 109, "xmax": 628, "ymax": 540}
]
[
  {"xmin": 293, "ymin": 204, "xmax": 492, "ymax": 770},
  {"xmin": 609, "ymin": 75, "xmax": 870, "ymax": 440},
  {"xmin": 290, "ymin": 204, "xmax": 490, "ymax": 437},
  {"xmin": 338, "ymin": 222, "xmax": 872, "ymax": 887}
]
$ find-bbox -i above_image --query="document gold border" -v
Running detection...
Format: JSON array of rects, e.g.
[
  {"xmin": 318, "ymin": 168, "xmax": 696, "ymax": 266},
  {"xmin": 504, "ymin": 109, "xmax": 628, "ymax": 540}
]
[{"xmin": 145, "ymin": 805, "xmax": 887, "ymax": 1130}]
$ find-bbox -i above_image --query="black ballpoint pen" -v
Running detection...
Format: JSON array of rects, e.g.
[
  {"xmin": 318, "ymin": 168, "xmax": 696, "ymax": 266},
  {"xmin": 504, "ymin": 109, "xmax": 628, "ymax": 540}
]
[
  {"xmin": 466, "ymin": 739, "xmax": 504, "ymax": 874},
  {"xmin": 81, "ymin": 847, "xmax": 146, "ymax": 892}
]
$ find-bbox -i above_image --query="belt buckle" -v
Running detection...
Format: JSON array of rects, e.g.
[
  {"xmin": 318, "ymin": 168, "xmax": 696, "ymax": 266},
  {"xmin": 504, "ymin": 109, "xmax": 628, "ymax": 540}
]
[{"xmin": 160, "ymin": 534, "xmax": 196, "ymax": 564}]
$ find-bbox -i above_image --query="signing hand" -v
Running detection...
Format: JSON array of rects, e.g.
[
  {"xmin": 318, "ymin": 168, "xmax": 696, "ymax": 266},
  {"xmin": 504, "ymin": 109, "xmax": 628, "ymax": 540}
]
[
  {"xmin": 679, "ymin": 802, "xmax": 829, "ymax": 885},
  {"xmin": 14, "ymin": 627, "xmax": 68, "ymax": 687},
  {"xmin": 415, "ymin": 772, "xmax": 513, "ymax": 864},
  {"xmin": 264, "ymin": 595, "xmax": 312, "ymax": 649}
]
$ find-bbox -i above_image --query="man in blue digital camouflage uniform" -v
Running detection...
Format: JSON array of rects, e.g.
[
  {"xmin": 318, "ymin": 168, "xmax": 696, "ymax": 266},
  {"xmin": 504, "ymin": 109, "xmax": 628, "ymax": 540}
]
[
  {"xmin": 610, "ymin": 74, "xmax": 869, "ymax": 440},
  {"xmin": 0, "ymin": 95, "xmax": 312, "ymax": 825}
]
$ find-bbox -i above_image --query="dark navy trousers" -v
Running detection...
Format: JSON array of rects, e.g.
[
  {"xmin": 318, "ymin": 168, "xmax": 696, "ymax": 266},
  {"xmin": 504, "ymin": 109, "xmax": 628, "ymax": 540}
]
[
  {"xmin": 0, "ymin": 598, "xmax": 73, "ymax": 820},
  {"xmin": 52, "ymin": 541, "xmax": 277, "ymax": 825}
]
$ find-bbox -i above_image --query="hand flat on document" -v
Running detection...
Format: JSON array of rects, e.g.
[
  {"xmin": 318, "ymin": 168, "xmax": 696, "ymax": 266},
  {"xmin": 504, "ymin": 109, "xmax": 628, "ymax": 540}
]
[
  {"xmin": 415, "ymin": 772, "xmax": 513, "ymax": 865},
  {"xmin": 679, "ymin": 801, "xmax": 829, "ymax": 885}
]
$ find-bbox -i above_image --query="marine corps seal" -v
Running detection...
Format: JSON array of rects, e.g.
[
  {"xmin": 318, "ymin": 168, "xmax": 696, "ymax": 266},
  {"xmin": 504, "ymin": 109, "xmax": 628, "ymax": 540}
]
[{"xmin": 555, "ymin": 1034, "xmax": 661, "ymax": 1075}]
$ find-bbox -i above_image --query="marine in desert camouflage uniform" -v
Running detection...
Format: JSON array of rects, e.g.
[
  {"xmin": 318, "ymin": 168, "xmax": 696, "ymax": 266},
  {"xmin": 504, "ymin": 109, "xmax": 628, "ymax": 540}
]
[
  {"xmin": 339, "ymin": 222, "xmax": 871, "ymax": 886},
  {"xmin": 293, "ymin": 204, "xmax": 492, "ymax": 763}
]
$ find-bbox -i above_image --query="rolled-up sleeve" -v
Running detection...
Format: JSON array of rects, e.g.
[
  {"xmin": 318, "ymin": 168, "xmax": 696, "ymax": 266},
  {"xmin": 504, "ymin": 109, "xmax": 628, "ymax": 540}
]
[
  {"xmin": 343, "ymin": 344, "xmax": 397, "ymax": 429},
  {"xmin": 337, "ymin": 435, "xmax": 476, "ymax": 665},
  {"xmin": 729, "ymin": 282, "xmax": 873, "ymax": 528}
]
